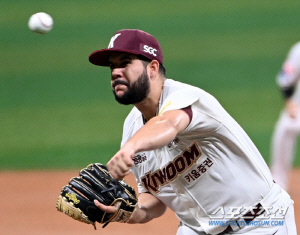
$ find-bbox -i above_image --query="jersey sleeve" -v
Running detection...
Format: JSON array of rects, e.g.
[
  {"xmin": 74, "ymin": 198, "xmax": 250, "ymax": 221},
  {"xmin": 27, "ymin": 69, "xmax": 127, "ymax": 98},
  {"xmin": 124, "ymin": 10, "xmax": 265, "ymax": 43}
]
[
  {"xmin": 276, "ymin": 62, "xmax": 298, "ymax": 89},
  {"xmin": 158, "ymin": 86, "xmax": 224, "ymax": 134},
  {"xmin": 136, "ymin": 179, "xmax": 149, "ymax": 193},
  {"xmin": 158, "ymin": 86, "xmax": 200, "ymax": 116},
  {"xmin": 120, "ymin": 107, "xmax": 141, "ymax": 148},
  {"xmin": 276, "ymin": 42, "xmax": 300, "ymax": 88}
]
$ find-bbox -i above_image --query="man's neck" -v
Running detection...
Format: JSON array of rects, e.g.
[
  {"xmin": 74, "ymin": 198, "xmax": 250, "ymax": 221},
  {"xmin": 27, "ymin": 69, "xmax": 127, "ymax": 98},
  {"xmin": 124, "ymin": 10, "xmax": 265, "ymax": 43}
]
[
  {"xmin": 134, "ymin": 78, "xmax": 164, "ymax": 122},
  {"xmin": 135, "ymin": 99, "xmax": 159, "ymax": 122}
]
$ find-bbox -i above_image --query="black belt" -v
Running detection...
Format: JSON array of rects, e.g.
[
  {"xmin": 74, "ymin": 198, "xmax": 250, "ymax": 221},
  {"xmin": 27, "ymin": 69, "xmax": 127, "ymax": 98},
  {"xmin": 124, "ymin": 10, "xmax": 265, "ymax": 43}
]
[{"xmin": 218, "ymin": 203, "xmax": 265, "ymax": 234}]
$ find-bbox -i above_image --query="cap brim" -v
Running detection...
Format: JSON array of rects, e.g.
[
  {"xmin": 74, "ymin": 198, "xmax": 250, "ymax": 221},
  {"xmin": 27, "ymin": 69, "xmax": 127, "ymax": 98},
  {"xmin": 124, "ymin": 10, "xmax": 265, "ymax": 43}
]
[{"xmin": 89, "ymin": 49, "xmax": 141, "ymax": 66}]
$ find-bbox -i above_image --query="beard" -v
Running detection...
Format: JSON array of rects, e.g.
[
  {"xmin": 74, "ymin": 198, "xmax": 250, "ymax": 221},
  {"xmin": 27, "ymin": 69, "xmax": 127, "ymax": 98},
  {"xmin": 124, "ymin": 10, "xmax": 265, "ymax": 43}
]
[{"xmin": 112, "ymin": 69, "xmax": 150, "ymax": 105}]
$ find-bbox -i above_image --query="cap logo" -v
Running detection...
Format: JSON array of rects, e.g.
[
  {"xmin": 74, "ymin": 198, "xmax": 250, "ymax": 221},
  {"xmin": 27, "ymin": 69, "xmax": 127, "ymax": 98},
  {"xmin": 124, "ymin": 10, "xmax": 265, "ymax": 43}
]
[
  {"xmin": 108, "ymin": 33, "xmax": 121, "ymax": 49},
  {"xmin": 143, "ymin": 45, "xmax": 157, "ymax": 57}
]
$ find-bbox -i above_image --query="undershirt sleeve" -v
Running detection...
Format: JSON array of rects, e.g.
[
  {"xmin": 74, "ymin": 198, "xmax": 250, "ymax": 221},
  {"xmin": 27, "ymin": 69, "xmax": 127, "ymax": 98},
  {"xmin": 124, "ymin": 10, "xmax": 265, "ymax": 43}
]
[{"xmin": 181, "ymin": 106, "xmax": 193, "ymax": 124}]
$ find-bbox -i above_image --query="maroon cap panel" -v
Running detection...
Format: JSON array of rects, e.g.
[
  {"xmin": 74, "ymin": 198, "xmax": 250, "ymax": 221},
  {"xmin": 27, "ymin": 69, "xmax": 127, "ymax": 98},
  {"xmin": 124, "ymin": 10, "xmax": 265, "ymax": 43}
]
[{"xmin": 89, "ymin": 29, "xmax": 163, "ymax": 66}]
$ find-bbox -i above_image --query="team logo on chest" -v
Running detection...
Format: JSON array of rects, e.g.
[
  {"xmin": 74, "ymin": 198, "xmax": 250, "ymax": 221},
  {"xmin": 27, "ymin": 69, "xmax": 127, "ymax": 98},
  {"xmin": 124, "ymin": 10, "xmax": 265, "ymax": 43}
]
[{"xmin": 141, "ymin": 141, "xmax": 202, "ymax": 194}]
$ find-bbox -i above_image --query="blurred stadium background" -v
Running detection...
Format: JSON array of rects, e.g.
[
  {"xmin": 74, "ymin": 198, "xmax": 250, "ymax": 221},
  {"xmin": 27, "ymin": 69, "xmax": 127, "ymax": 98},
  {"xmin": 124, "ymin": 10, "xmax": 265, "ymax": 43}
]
[{"xmin": 2, "ymin": 0, "xmax": 300, "ymax": 170}]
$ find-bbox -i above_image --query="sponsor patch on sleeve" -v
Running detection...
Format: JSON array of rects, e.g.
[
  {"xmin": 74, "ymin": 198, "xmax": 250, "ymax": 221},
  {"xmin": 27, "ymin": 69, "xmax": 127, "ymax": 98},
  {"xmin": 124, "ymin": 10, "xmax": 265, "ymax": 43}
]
[{"xmin": 133, "ymin": 153, "xmax": 148, "ymax": 166}]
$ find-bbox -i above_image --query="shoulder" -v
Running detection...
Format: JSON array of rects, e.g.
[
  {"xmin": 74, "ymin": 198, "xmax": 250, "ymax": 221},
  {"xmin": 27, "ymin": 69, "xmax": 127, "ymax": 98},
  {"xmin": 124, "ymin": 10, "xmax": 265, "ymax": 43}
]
[
  {"xmin": 287, "ymin": 42, "xmax": 300, "ymax": 58},
  {"xmin": 163, "ymin": 78, "xmax": 198, "ymax": 91},
  {"xmin": 291, "ymin": 41, "xmax": 300, "ymax": 51},
  {"xmin": 163, "ymin": 79, "xmax": 209, "ymax": 96},
  {"xmin": 121, "ymin": 107, "xmax": 143, "ymax": 146},
  {"xmin": 123, "ymin": 107, "xmax": 142, "ymax": 132},
  {"xmin": 124, "ymin": 106, "xmax": 141, "ymax": 123},
  {"xmin": 163, "ymin": 79, "xmax": 202, "ymax": 101},
  {"xmin": 159, "ymin": 79, "xmax": 216, "ymax": 113}
]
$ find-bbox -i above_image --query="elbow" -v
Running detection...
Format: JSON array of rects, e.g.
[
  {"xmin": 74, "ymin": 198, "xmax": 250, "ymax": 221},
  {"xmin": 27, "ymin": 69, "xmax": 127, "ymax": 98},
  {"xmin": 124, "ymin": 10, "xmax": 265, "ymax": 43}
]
[{"xmin": 140, "ymin": 204, "xmax": 167, "ymax": 224}]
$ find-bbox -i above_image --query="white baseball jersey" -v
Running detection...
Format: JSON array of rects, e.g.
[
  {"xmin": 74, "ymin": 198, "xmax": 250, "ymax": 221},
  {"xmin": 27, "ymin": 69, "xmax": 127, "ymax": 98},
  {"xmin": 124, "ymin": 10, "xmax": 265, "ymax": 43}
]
[
  {"xmin": 121, "ymin": 79, "xmax": 278, "ymax": 234},
  {"xmin": 271, "ymin": 41, "xmax": 300, "ymax": 191}
]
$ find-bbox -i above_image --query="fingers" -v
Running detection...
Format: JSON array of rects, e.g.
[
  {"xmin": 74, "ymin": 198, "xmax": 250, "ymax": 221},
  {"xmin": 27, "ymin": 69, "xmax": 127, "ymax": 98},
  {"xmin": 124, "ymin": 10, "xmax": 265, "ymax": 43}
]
[
  {"xmin": 108, "ymin": 150, "xmax": 134, "ymax": 180},
  {"xmin": 94, "ymin": 200, "xmax": 117, "ymax": 213},
  {"xmin": 108, "ymin": 159, "xmax": 133, "ymax": 180}
]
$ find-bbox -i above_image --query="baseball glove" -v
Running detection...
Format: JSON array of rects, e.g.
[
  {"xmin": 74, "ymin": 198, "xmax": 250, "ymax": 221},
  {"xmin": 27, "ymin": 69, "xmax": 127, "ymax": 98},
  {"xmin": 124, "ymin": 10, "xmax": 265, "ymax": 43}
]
[{"xmin": 56, "ymin": 163, "xmax": 138, "ymax": 229}]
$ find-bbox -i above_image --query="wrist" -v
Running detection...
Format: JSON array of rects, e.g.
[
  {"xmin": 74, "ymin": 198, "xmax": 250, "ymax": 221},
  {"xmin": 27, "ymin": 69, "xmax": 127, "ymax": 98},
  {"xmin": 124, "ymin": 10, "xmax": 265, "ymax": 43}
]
[
  {"xmin": 127, "ymin": 205, "xmax": 141, "ymax": 223},
  {"xmin": 123, "ymin": 141, "xmax": 138, "ymax": 156},
  {"xmin": 127, "ymin": 204, "xmax": 149, "ymax": 224}
]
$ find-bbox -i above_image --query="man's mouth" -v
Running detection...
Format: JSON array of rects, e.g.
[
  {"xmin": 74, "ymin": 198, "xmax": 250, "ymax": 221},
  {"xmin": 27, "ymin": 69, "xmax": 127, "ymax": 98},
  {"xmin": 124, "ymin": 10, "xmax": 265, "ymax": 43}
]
[
  {"xmin": 113, "ymin": 80, "xmax": 129, "ymax": 89},
  {"xmin": 114, "ymin": 84, "xmax": 128, "ymax": 92}
]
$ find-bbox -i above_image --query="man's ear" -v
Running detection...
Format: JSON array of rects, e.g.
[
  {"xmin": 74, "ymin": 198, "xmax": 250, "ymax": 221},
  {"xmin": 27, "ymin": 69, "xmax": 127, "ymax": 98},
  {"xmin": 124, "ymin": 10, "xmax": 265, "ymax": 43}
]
[{"xmin": 148, "ymin": 60, "xmax": 160, "ymax": 78}]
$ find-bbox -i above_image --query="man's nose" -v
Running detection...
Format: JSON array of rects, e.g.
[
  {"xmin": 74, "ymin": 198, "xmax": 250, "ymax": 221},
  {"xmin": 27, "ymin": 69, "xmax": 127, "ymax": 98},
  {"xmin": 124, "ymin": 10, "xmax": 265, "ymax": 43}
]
[{"xmin": 111, "ymin": 67, "xmax": 123, "ymax": 80}]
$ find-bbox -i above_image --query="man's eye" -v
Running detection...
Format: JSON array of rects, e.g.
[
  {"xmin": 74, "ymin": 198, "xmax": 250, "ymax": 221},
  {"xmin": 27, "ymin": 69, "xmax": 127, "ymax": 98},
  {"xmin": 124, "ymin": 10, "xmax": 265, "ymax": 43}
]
[
  {"xmin": 109, "ymin": 60, "xmax": 130, "ymax": 70},
  {"xmin": 121, "ymin": 61, "xmax": 130, "ymax": 67}
]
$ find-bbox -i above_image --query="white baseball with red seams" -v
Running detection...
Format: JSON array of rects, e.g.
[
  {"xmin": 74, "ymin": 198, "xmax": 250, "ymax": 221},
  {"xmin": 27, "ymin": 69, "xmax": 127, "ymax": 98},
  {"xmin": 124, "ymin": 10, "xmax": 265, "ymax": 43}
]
[{"xmin": 28, "ymin": 12, "xmax": 53, "ymax": 34}]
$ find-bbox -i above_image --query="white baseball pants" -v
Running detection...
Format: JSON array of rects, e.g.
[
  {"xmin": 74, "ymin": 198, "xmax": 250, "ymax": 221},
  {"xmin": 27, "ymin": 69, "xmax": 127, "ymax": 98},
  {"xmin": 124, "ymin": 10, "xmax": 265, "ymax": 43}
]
[{"xmin": 270, "ymin": 110, "xmax": 300, "ymax": 190}]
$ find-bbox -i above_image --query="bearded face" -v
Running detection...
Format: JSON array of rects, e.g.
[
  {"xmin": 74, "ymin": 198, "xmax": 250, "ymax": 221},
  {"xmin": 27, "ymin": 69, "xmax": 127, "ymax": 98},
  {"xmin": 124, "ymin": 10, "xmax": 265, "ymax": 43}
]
[{"xmin": 112, "ymin": 67, "xmax": 150, "ymax": 105}]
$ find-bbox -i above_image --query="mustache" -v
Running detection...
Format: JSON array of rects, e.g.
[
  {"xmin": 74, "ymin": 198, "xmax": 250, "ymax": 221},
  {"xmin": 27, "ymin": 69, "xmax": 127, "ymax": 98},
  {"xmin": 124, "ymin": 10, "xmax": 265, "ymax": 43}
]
[{"xmin": 112, "ymin": 80, "xmax": 130, "ymax": 89}]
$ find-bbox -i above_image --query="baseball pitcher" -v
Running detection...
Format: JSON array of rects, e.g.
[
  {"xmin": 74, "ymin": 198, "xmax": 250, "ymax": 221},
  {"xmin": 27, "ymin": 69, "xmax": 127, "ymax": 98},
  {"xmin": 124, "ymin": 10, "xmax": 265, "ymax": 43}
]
[{"xmin": 58, "ymin": 29, "xmax": 297, "ymax": 235}]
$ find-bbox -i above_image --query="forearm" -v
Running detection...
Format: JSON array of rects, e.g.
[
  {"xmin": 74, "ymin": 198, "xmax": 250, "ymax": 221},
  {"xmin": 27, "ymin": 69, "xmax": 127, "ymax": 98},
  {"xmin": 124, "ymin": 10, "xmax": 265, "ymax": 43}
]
[
  {"xmin": 126, "ymin": 116, "xmax": 178, "ymax": 153},
  {"xmin": 107, "ymin": 110, "xmax": 190, "ymax": 180},
  {"xmin": 128, "ymin": 193, "xmax": 167, "ymax": 224},
  {"xmin": 125, "ymin": 109, "xmax": 190, "ymax": 154}
]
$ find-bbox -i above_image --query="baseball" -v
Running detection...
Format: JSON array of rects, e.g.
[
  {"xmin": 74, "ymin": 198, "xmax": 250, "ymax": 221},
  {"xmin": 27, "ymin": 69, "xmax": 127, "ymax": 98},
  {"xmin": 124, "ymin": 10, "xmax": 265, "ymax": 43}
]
[{"xmin": 28, "ymin": 12, "xmax": 53, "ymax": 34}]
